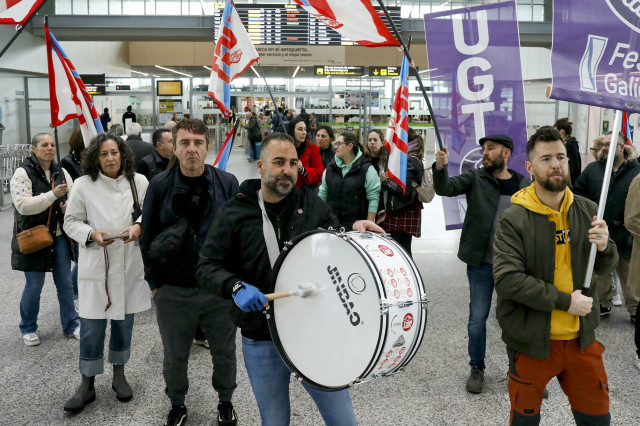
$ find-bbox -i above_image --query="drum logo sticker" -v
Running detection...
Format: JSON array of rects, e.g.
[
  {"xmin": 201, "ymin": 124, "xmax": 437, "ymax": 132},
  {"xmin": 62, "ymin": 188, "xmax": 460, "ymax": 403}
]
[
  {"xmin": 378, "ymin": 245, "xmax": 394, "ymax": 256},
  {"xmin": 327, "ymin": 265, "xmax": 362, "ymax": 326},
  {"xmin": 402, "ymin": 313, "xmax": 414, "ymax": 331}
]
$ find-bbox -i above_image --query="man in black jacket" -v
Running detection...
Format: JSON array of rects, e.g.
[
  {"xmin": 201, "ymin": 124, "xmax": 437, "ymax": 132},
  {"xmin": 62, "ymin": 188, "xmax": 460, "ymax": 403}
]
[
  {"xmin": 136, "ymin": 128, "xmax": 174, "ymax": 180},
  {"xmin": 196, "ymin": 132, "xmax": 382, "ymax": 425},
  {"xmin": 573, "ymin": 131, "xmax": 640, "ymax": 321},
  {"xmin": 433, "ymin": 134, "xmax": 531, "ymax": 394},
  {"xmin": 124, "ymin": 122, "xmax": 152, "ymax": 166},
  {"xmin": 140, "ymin": 119, "xmax": 239, "ymax": 426}
]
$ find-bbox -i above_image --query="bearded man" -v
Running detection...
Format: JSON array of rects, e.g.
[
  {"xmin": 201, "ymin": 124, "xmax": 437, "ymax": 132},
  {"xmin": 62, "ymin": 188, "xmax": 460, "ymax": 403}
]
[
  {"xmin": 493, "ymin": 126, "xmax": 618, "ymax": 425},
  {"xmin": 196, "ymin": 132, "xmax": 383, "ymax": 425},
  {"xmin": 433, "ymin": 134, "xmax": 530, "ymax": 393}
]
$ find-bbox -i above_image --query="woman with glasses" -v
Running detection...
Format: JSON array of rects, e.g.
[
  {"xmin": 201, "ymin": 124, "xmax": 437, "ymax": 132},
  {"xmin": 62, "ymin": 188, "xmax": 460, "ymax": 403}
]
[{"xmin": 318, "ymin": 132, "xmax": 380, "ymax": 229}]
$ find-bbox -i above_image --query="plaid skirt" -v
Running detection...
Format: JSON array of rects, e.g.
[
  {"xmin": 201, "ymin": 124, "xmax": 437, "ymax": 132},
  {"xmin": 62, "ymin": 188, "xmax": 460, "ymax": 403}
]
[{"xmin": 382, "ymin": 200, "xmax": 423, "ymax": 237}]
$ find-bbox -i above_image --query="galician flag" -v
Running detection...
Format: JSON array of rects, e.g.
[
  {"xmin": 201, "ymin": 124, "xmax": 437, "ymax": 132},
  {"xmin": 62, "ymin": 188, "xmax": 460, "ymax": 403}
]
[
  {"xmin": 385, "ymin": 54, "xmax": 410, "ymax": 194},
  {"xmin": 208, "ymin": 0, "xmax": 259, "ymax": 118},
  {"xmin": 45, "ymin": 24, "xmax": 103, "ymax": 146},
  {"xmin": 0, "ymin": 0, "xmax": 45, "ymax": 25},
  {"xmin": 294, "ymin": 0, "xmax": 399, "ymax": 47}
]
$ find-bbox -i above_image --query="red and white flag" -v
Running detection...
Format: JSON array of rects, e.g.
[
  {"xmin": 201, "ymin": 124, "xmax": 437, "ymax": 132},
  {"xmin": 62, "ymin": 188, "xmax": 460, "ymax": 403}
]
[
  {"xmin": 208, "ymin": 0, "xmax": 259, "ymax": 118},
  {"xmin": 0, "ymin": 0, "xmax": 45, "ymax": 25},
  {"xmin": 294, "ymin": 0, "xmax": 399, "ymax": 47},
  {"xmin": 45, "ymin": 24, "xmax": 103, "ymax": 146},
  {"xmin": 385, "ymin": 54, "xmax": 410, "ymax": 194}
]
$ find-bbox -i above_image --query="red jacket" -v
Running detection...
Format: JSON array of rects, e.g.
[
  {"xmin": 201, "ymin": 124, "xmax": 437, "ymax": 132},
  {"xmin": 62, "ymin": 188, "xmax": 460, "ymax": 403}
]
[{"xmin": 296, "ymin": 142, "xmax": 324, "ymax": 187}]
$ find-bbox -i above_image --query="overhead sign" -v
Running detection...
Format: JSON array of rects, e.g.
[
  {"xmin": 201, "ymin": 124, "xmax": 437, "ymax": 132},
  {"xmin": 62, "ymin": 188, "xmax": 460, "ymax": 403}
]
[
  {"xmin": 549, "ymin": 0, "xmax": 640, "ymax": 113},
  {"xmin": 370, "ymin": 66, "xmax": 400, "ymax": 77},
  {"xmin": 115, "ymin": 85, "xmax": 131, "ymax": 91},
  {"xmin": 82, "ymin": 74, "xmax": 106, "ymax": 96},
  {"xmin": 424, "ymin": 1, "xmax": 527, "ymax": 230},
  {"xmin": 315, "ymin": 65, "xmax": 365, "ymax": 76}
]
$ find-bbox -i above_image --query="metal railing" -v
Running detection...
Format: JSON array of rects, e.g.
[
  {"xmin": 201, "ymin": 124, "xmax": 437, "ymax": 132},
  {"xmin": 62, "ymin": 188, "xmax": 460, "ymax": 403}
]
[{"xmin": 1, "ymin": 145, "xmax": 31, "ymax": 210}]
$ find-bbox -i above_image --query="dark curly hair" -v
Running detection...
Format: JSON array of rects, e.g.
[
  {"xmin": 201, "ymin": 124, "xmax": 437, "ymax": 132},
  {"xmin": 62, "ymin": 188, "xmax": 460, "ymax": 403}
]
[
  {"xmin": 81, "ymin": 133, "xmax": 136, "ymax": 181},
  {"xmin": 287, "ymin": 115, "xmax": 309, "ymax": 146}
]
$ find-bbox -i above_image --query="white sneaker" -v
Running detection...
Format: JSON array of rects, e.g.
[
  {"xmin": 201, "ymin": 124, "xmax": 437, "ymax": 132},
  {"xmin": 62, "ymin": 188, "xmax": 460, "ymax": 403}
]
[
  {"xmin": 612, "ymin": 294, "xmax": 622, "ymax": 306},
  {"xmin": 22, "ymin": 332, "xmax": 40, "ymax": 346},
  {"xmin": 66, "ymin": 325, "xmax": 80, "ymax": 340},
  {"xmin": 635, "ymin": 356, "xmax": 640, "ymax": 371}
]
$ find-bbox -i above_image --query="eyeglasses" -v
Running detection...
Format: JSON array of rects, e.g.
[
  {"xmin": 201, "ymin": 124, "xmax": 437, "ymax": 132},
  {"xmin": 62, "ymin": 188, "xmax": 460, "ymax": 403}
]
[{"xmin": 334, "ymin": 141, "xmax": 347, "ymax": 147}]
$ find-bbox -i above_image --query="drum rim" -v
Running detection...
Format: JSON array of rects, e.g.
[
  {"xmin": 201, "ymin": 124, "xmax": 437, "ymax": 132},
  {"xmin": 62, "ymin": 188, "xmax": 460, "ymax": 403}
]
[
  {"xmin": 267, "ymin": 229, "xmax": 386, "ymax": 391},
  {"xmin": 375, "ymin": 235, "xmax": 428, "ymax": 376}
]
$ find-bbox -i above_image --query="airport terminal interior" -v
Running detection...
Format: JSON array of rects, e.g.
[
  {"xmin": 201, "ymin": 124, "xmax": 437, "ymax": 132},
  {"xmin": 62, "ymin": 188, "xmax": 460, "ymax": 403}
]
[{"xmin": 0, "ymin": 1, "xmax": 639, "ymax": 424}]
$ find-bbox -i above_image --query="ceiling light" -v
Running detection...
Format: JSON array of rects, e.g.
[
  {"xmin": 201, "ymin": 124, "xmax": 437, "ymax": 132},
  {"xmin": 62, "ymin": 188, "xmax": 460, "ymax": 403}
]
[
  {"xmin": 251, "ymin": 65, "xmax": 260, "ymax": 78},
  {"xmin": 130, "ymin": 70, "xmax": 149, "ymax": 76},
  {"xmin": 203, "ymin": 66, "xmax": 212, "ymax": 71},
  {"xmin": 418, "ymin": 68, "xmax": 437, "ymax": 74},
  {"xmin": 292, "ymin": 66, "xmax": 300, "ymax": 79},
  {"xmin": 154, "ymin": 65, "xmax": 193, "ymax": 77}
]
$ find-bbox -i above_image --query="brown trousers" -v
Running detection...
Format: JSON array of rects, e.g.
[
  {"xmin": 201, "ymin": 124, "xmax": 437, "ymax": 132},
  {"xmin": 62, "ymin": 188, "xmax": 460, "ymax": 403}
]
[{"xmin": 507, "ymin": 339, "xmax": 610, "ymax": 425}]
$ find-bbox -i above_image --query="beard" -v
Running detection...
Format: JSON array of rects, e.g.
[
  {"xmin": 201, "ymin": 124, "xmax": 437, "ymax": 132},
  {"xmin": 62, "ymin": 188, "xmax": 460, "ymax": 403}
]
[
  {"xmin": 482, "ymin": 154, "xmax": 506, "ymax": 174},
  {"xmin": 263, "ymin": 171, "xmax": 296, "ymax": 197},
  {"xmin": 537, "ymin": 171, "xmax": 570, "ymax": 193}
]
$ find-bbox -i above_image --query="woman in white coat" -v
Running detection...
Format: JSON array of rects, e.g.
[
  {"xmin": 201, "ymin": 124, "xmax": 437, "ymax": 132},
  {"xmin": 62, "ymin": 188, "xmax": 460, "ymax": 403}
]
[{"xmin": 63, "ymin": 133, "xmax": 150, "ymax": 413}]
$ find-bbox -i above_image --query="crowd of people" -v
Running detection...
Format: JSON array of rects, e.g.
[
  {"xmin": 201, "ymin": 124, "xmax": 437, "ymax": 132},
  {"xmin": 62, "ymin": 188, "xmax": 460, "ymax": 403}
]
[{"xmin": 8, "ymin": 109, "xmax": 640, "ymax": 425}]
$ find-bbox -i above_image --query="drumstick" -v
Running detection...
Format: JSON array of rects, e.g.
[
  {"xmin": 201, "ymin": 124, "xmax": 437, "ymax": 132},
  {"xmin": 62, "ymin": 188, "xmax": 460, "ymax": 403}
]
[{"xmin": 265, "ymin": 282, "xmax": 316, "ymax": 301}]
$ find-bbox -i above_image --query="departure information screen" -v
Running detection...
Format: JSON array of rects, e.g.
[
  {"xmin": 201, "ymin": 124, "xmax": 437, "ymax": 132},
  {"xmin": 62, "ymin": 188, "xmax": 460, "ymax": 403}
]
[{"xmin": 213, "ymin": 4, "xmax": 401, "ymax": 46}]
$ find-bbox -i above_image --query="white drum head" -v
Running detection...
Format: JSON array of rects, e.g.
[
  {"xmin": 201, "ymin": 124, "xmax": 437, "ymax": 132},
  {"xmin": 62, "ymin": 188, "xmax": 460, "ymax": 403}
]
[{"xmin": 270, "ymin": 231, "xmax": 384, "ymax": 389}]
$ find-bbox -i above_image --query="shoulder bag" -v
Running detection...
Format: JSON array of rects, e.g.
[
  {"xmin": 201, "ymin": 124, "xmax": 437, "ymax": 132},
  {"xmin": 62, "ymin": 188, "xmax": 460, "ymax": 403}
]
[{"xmin": 15, "ymin": 180, "xmax": 55, "ymax": 254}]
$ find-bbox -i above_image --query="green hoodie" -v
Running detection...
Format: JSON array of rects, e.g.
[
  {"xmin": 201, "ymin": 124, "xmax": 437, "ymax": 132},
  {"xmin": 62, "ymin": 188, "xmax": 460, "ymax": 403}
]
[{"xmin": 493, "ymin": 186, "xmax": 618, "ymax": 358}]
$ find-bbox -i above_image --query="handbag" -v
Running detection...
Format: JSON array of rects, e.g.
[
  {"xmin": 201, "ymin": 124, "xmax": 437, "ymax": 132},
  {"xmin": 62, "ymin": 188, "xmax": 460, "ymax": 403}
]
[
  {"xmin": 149, "ymin": 218, "xmax": 189, "ymax": 266},
  {"xmin": 15, "ymin": 180, "xmax": 55, "ymax": 255},
  {"xmin": 413, "ymin": 167, "xmax": 436, "ymax": 203}
]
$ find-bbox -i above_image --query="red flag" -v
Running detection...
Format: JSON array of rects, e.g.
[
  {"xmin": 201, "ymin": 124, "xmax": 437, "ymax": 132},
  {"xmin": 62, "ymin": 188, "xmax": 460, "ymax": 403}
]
[
  {"xmin": 45, "ymin": 24, "xmax": 103, "ymax": 146},
  {"xmin": 208, "ymin": 0, "xmax": 259, "ymax": 118},
  {"xmin": 0, "ymin": 0, "xmax": 45, "ymax": 25},
  {"xmin": 384, "ymin": 55, "xmax": 410, "ymax": 194},
  {"xmin": 294, "ymin": 0, "xmax": 399, "ymax": 47}
]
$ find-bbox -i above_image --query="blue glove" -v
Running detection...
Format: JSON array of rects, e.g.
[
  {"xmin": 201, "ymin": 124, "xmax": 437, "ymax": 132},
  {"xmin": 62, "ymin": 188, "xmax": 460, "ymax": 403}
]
[{"xmin": 232, "ymin": 281, "xmax": 267, "ymax": 312}]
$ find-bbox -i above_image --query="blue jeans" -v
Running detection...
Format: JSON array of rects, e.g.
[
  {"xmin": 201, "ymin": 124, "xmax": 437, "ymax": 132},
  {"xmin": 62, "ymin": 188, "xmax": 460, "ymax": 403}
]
[
  {"xmin": 249, "ymin": 140, "xmax": 260, "ymax": 160},
  {"xmin": 79, "ymin": 314, "xmax": 135, "ymax": 377},
  {"xmin": 466, "ymin": 262, "xmax": 495, "ymax": 370},
  {"xmin": 19, "ymin": 235, "xmax": 79, "ymax": 335},
  {"xmin": 242, "ymin": 337, "xmax": 357, "ymax": 426}
]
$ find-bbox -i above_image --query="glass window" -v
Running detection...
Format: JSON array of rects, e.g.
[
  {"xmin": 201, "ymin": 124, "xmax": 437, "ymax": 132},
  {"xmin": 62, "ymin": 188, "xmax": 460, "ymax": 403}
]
[
  {"xmin": 89, "ymin": 0, "xmax": 109, "ymax": 14},
  {"xmin": 56, "ymin": 0, "xmax": 72, "ymax": 14},
  {"xmin": 108, "ymin": 0, "xmax": 122, "ymax": 15},
  {"xmin": 72, "ymin": 0, "xmax": 88, "ymax": 14},
  {"xmin": 123, "ymin": 0, "xmax": 145, "ymax": 15}
]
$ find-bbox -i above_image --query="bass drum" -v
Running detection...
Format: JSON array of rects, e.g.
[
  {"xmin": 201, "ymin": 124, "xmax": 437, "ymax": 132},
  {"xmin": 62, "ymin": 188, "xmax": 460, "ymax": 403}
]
[{"xmin": 267, "ymin": 230, "xmax": 427, "ymax": 391}]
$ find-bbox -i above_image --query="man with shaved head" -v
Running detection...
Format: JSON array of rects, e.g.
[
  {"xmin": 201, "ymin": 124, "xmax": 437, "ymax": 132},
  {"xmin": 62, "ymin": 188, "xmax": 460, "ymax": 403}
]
[{"xmin": 197, "ymin": 132, "xmax": 383, "ymax": 425}]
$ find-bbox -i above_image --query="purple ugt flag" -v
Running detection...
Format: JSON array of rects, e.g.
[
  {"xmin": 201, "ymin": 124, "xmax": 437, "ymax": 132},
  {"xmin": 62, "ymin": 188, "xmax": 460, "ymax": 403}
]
[
  {"xmin": 424, "ymin": 0, "xmax": 527, "ymax": 230},
  {"xmin": 550, "ymin": 0, "xmax": 640, "ymax": 113}
]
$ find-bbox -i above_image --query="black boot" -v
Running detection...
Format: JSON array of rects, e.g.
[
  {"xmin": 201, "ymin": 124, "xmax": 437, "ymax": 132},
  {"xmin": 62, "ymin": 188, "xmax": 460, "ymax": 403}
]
[
  {"xmin": 112, "ymin": 364, "xmax": 133, "ymax": 402},
  {"xmin": 64, "ymin": 375, "xmax": 96, "ymax": 413}
]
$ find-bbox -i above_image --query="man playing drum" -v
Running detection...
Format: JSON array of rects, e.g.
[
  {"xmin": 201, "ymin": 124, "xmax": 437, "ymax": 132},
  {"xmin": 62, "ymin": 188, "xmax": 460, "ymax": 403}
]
[{"xmin": 197, "ymin": 132, "xmax": 383, "ymax": 425}]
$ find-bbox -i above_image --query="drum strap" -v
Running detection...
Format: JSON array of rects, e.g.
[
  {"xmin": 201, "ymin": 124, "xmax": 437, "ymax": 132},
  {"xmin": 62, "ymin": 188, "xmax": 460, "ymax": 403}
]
[{"xmin": 257, "ymin": 190, "xmax": 281, "ymax": 268}]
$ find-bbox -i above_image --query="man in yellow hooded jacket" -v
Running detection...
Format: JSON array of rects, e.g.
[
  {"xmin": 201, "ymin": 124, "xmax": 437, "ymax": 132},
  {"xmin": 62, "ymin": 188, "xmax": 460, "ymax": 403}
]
[{"xmin": 493, "ymin": 126, "xmax": 618, "ymax": 425}]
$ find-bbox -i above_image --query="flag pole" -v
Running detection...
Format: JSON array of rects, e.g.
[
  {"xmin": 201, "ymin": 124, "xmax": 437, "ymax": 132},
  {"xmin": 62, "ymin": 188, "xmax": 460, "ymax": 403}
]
[
  {"xmin": 0, "ymin": 0, "xmax": 50, "ymax": 60},
  {"xmin": 376, "ymin": 0, "xmax": 443, "ymax": 151},
  {"xmin": 255, "ymin": 61, "xmax": 286, "ymax": 132},
  {"xmin": 582, "ymin": 109, "xmax": 622, "ymax": 295}
]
